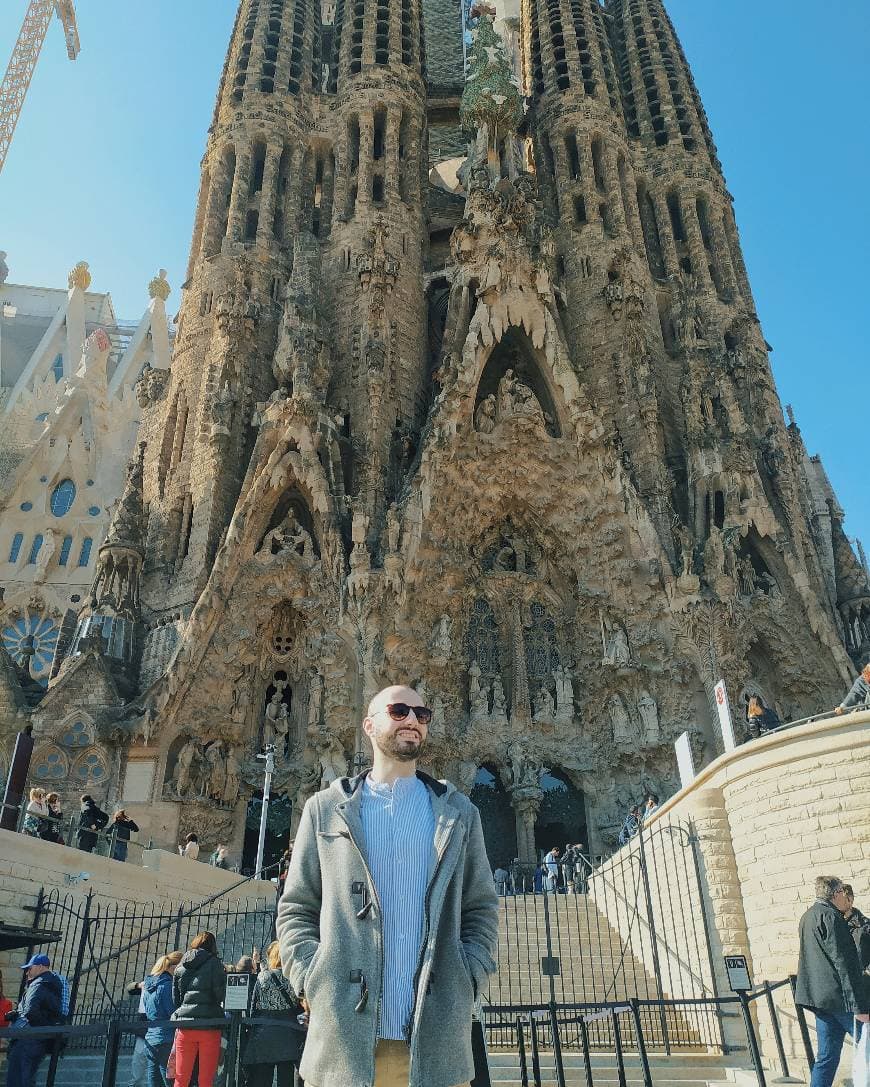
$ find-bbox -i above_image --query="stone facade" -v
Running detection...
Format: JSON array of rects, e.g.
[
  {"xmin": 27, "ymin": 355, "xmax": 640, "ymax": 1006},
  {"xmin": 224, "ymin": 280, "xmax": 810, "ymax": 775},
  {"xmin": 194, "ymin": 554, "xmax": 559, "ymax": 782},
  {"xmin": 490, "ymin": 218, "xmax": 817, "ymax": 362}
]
[
  {"xmin": 2, "ymin": 0, "xmax": 868, "ymax": 868},
  {"xmin": 0, "ymin": 261, "xmax": 172, "ymax": 706}
]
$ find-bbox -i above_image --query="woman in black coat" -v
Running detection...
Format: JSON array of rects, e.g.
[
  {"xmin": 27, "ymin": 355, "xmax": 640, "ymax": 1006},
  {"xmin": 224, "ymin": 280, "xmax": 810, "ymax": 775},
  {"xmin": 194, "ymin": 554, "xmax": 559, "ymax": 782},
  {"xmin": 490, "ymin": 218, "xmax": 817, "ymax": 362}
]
[
  {"xmin": 110, "ymin": 809, "xmax": 140, "ymax": 862},
  {"xmin": 171, "ymin": 932, "xmax": 226, "ymax": 1087},
  {"xmin": 242, "ymin": 941, "xmax": 305, "ymax": 1087}
]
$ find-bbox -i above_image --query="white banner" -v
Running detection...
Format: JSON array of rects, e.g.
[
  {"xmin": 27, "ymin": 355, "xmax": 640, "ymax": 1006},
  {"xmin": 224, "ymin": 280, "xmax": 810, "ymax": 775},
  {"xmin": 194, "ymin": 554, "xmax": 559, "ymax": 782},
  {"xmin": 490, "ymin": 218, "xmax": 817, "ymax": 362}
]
[
  {"xmin": 675, "ymin": 732, "xmax": 696, "ymax": 788},
  {"xmin": 714, "ymin": 679, "xmax": 737, "ymax": 751}
]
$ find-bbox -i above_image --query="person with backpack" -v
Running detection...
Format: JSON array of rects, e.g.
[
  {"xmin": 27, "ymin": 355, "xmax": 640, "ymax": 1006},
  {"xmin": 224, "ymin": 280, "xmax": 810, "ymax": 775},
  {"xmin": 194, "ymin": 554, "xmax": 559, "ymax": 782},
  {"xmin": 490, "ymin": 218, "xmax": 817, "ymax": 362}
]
[
  {"xmin": 171, "ymin": 932, "xmax": 226, "ymax": 1087},
  {"xmin": 5, "ymin": 954, "xmax": 63, "ymax": 1087}
]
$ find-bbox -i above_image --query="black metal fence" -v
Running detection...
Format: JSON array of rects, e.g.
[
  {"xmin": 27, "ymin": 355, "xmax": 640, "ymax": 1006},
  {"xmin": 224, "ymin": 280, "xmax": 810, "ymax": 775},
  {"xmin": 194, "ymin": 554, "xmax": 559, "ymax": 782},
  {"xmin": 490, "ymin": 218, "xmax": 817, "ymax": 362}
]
[
  {"xmin": 23, "ymin": 886, "xmax": 277, "ymax": 1047},
  {"xmin": 484, "ymin": 817, "xmax": 722, "ymax": 1052}
]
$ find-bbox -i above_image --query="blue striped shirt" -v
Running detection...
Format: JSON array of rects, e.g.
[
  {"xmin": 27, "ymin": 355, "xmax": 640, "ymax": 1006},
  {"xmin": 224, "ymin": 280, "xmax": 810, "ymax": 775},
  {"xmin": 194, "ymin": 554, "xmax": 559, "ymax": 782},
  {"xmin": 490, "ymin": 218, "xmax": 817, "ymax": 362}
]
[{"xmin": 360, "ymin": 773, "xmax": 435, "ymax": 1040}]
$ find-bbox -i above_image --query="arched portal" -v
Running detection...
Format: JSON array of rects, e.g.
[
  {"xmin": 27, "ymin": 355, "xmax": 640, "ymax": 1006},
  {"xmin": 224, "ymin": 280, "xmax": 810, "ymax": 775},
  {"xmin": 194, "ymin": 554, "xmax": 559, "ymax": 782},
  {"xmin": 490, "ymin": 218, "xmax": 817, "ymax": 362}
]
[
  {"xmin": 535, "ymin": 770, "xmax": 587, "ymax": 855},
  {"xmin": 473, "ymin": 327, "xmax": 561, "ymax": 437},
  {"xmin": 242, "ymin": 792, "xmax": 293, "ymax": 877},
  {"xmin": 470, "ymin": 765, "xmax": 517, "ymax": 869}
]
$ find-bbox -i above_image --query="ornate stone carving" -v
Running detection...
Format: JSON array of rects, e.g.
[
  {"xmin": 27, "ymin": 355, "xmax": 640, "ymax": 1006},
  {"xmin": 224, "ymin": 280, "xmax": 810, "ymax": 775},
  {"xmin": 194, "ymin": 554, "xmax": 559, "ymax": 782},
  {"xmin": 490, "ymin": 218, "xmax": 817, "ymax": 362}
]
[
  {"xmin": 637, "ymin": 691, "xmax": 660, "ymax": 743},
  {"xmin": 608, "ymin": 694, "xmax": 634, "ymax": 746}
]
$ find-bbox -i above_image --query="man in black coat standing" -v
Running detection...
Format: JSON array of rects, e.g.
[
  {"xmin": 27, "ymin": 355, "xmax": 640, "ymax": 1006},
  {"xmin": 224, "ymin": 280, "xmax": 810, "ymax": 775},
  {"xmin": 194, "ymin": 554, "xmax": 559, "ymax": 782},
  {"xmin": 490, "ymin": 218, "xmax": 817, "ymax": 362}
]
[
  {"xmin": 5, "ymin": 954, "xmax": 63, "ymax": 1087},
  {"xmin": 795, "ymin": 875, "xmax": 870, "ymax": 1087},
  {"xmin": 76, "ymin": 794, "xmax": 109, "ymax": 853}
]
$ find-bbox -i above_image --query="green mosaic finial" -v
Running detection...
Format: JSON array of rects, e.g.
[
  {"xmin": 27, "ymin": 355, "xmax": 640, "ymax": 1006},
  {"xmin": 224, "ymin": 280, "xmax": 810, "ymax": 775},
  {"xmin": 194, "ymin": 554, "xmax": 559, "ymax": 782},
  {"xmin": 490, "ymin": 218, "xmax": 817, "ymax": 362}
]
[{"xmin": 460, "ymin": 13, "xmax": 522, "ymax": 141}]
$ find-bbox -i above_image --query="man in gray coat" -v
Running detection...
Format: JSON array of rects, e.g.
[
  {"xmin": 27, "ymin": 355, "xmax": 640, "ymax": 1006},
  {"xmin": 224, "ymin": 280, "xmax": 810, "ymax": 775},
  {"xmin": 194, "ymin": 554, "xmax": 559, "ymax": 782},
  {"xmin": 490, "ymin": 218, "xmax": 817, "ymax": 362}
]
[
  {"xmin": 834, "ymin": 662, "xmax": 870, "ymax": 714},
  {"xmin": 277, "ymin": 684, "xmax": 499, "ymax": 1087},
  {"xmin": 794, "ymin": 875, "xmax": 870, "ymax": 1087}
]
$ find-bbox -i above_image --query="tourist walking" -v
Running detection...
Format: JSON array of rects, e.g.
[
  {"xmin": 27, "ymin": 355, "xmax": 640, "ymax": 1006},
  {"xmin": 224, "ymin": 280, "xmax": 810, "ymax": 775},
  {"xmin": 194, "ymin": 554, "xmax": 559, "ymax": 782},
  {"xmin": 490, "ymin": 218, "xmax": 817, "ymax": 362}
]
[
  {"xmin": 277, "ymin": 683, "xmax": 498, "ymax": 1087},
  {"xmin": 21, "ymin": 788, "xmax": 48, "ymax": 837},
  {"xmin": 794, "ymin": 875, "xmax": 870, "ymax": 1087},
  {"xmin": 142, "ymin": 951, "xmax": 182, "ymax": 1087},
  {"xmin": 4, "ymin": 954, "xmax": 63, "ymax": 1087},
  {"xmin": 544, "ymin": 846, "xmax": 561, "ymax": 892},
  {"xmin": 843, "ymin": 885, "xmax": 870, "ymax": 973},
  {"xmin": 835, "ymin": 662, "xmax": 870, "ymax": 714},
  {"xmin": 76, "ymin": 794, "xmax": 109, "ymax": 853},
  {"xmin": 172, "ymin": 931, "xmax": 227, "ymax": 1087},
  {"xmin": 110, "ymin": 810, "xmax": 140, "ymax": 862},
  {"xmin": 241, "ymin": 941, "xmax": 305, "ymax": 1087}
]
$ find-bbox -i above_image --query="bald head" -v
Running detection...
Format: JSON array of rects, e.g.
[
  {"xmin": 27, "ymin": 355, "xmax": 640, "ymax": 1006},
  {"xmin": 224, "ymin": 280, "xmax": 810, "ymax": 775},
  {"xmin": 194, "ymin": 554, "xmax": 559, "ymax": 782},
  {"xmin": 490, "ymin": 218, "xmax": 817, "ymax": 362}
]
[{"xmin": 366, "ymin": 684, "xmax": 422, "ymax": 719}]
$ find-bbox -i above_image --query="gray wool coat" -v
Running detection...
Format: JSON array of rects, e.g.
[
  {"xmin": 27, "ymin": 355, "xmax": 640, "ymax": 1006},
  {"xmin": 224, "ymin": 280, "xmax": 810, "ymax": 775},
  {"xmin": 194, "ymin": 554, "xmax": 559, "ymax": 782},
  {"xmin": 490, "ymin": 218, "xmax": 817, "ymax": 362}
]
[{"xmin": 276, "ymin": 771, "xmax": 499, "ymax": 1087}]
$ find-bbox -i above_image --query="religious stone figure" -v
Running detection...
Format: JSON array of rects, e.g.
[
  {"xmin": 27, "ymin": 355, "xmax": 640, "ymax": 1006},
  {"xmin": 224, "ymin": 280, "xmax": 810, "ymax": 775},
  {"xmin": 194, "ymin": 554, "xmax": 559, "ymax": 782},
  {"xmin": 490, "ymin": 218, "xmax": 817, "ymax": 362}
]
[
  {"xmin": 172, "ymin": 738, "xmax": 200, "ymax": 798},
  {"xmin": 469, "ymin": 661, "xmax": 489, "ymax": 719},
  {"xmin": 703, "ymin": 525, "xmax": 727, "ymax": 582},
  {"xmin": 605, "ymin": 621, "xmax": 631, "ymax": 666},
  {"xmin": 316, "ymin": 731, "xmax": 348, "ymax": 787},
  {"xmin": 430, "ymin": 615, "xmax": 452, "ymax": 666},
  {"xmin": 263, "ymin": 691, "xmax": 291, "ymax": 750},
  {"xmin": 307, "ymin": 671, "xmax": 324, "ymax": 730},
  {"xmin": 674, "ymin": 521, "xmax": 694, "ymax": 578},
  {"xmin": 491, "ymin": 674, "xmax": 508, "ymax": 723},
  {"xmin": 475, "ymin": 394, "xmax": 497, "ymax": 434},
  {"xmin": 608, "ymin": 694, "xmax": 634, "ymax": 746},
  {"xmin": 34, "ymin": 529, "xmax": 56, "ymax": 583},
  {"xmin": 223, "ymin": 748, "xmax": 241, "ymax": 806},
  {"xmin": 738, "ymin": 555, "xmax": 757, "ymax": 597},
  {"xmin": 636, "ymin": 691, "xmax": 660, "ymax": 743},
  {"xmin": 533, "ymin": 685, "xmax": 555, "ymax": 723},
  {"xmin": 209, "ymin": 381, "xmax": 235, "ymax": 439},
  {"xmin": 496, "ymin": 369, "xmax": 546, "ymax": 427},
  {"xmin": 553, "ymin": 664, "xmax": 574, "ymax": 723},
  {"xmin": 204, "ymin": 741, "xmax": 227, "ymax": 800},
  {"xmin": 261, "ymin": 510, "xmax": 314, "ymax": 562}
]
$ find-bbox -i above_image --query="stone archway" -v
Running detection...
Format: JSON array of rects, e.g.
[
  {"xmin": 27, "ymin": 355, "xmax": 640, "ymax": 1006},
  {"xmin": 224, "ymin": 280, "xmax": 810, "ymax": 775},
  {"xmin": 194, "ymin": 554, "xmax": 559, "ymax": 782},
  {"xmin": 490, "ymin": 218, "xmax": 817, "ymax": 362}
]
[
  {"xmin": 470, "ymin": 764, "xmax": 517, "ymax": 869},
  {"xmin": 534, "ymin": 769, "xmax": 587, "ymax": 856}
]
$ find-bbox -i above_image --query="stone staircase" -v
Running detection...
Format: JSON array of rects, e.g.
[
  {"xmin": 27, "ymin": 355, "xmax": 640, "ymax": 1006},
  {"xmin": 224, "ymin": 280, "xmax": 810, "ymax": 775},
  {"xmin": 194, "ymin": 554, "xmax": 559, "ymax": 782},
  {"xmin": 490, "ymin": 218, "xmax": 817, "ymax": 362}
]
[
  {"xmin": 486, "ymin": 894, "xmax": 712, "ymax": 1050},
  {"xmin": 486, "ymin": 1052, "xmax": 755, "ymax": 1086}
]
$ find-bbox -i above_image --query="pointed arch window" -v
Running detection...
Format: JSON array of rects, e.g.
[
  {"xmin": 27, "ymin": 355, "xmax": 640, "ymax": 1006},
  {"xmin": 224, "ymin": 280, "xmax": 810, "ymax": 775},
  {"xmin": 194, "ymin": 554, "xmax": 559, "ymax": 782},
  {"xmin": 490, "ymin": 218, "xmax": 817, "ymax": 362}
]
[
  {"xmin": 52, "ymin": 354, "xmax": 64, "ymax": 382},
  {"xmin": 465, "ymin": 597, "xmax": 501, "ymax": 679},
  {"xmin": 28, "ymin": 535, "xmax": 44, "ymax": 565},
  {"xmin": 8, "ymin": 533, "xmax": 24, "ymax": 563},
  {"xmin": 77, "ymin": 538, "xmax": 93, "ymax": 567},
  {"xmin": 58, "ymin": 535, "xmax": 73, "ymax": 566}
]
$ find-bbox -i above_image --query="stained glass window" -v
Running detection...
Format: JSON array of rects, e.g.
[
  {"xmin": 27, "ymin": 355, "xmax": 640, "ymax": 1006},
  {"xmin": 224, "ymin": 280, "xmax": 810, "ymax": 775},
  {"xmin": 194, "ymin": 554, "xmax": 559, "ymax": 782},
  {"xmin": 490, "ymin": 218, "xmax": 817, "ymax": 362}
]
[
  {"xmin": 52, "ymin": 354, "xmax": 64, "ymax": 382},
  {"xmin": 1, "ymin": 612, "xmax": 59, "ymax": 687},
  {"xmin": 34, "ymin": 748, "xmax": 68, "ymax": 781},
  {"xmin": 51, "ymin": 479, "xmax": 76, "ymax": 517},
  {"xmin": 61, "ymin": 720, "xmax": 92, "ymax": 748},
  {"xmin": 464, "ymin": 597, "xmax": 501, "ymax": 678},
  {"xmin": 78, "ymin": 538, "xmax": 93, "ymax": 566},
  {"xmin": 525, "ymin": 600, "xmax": 560, "ymax": 684},
  {"xmin": 59, "ymin": 536, "xmax": 73, "ymax": 566},
  {"xmin": 8, "ymin": 533, "xmax": 23, "ymax": 562},
  {"xmin": 28, "ymin": 535, "xmax": 44, "ymax": 564},
  {"xmin": 73, "ymin": 752, "xmax": 107, "ymax": 783}
]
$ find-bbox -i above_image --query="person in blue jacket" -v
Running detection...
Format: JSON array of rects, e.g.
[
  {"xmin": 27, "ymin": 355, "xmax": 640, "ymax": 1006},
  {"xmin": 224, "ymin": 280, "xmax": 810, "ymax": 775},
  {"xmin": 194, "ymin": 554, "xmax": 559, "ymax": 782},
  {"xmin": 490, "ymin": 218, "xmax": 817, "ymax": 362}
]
[
  {"xmin": 141, "ymin": 951, "xmax": 183, "ymax": 1087},
  {"xmin": 6, "ymin": 954, "xmax": 63, "ymax": 1087}
]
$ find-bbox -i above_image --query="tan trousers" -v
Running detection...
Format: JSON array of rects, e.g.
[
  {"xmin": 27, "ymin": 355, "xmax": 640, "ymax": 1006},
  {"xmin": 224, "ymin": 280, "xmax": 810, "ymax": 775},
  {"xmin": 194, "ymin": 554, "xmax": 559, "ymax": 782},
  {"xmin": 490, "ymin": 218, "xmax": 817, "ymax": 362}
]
[{"xmin": 373, "ymin": 1039, "xmax": 470, "ymax": 1087}]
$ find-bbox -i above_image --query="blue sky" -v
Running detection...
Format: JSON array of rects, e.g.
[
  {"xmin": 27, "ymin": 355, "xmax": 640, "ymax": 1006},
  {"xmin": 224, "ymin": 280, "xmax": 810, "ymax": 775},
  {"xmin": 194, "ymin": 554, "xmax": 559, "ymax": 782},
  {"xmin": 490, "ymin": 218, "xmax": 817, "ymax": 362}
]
[{"xmin": 1, "ymin": 1, "xmax": 867, "ymax": 544}]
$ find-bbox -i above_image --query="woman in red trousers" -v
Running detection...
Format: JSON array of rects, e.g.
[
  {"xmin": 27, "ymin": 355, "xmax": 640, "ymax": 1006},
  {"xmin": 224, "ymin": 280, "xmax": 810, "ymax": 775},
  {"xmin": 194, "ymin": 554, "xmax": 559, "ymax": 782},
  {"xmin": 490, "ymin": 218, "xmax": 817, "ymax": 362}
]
[{"xmin": 171, "ymin": 931, "xmax": 226, "ymax": 1087}]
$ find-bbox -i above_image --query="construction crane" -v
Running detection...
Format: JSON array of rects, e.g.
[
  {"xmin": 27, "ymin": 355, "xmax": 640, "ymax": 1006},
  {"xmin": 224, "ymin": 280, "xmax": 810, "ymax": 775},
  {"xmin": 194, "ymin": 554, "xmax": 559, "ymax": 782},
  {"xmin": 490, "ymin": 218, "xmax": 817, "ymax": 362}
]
[{"xmin": 0, "ymin": 0, "xmax": 80, "ymax": 175}]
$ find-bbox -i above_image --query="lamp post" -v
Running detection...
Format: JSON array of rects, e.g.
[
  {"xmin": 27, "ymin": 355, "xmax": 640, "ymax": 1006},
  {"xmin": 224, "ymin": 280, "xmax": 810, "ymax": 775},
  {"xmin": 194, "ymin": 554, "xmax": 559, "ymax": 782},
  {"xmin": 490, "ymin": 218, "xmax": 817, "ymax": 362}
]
[{"xmin": 254, "ymin": 744, "xmax": 275, "ymax": 880}]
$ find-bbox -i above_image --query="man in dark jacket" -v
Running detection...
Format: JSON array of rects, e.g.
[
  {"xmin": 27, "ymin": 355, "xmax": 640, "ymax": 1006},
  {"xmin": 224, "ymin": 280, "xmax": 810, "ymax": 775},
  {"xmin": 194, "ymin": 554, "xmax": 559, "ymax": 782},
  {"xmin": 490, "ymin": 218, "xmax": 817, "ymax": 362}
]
[
  {"xmin": 834, "ymin": 662, "xmax": 870, "ymax": 715},
  {"xmin": 6, "ymin": 954, "xmax": 63, "ymax": 1087},
  {"xmin": 843, "ymin": 885, "xmax": 870, "ymax": 973},
  {"xmin": 795, "ymin": 875, "xmax": 870, "ymax": 1087},
  {"xmin": 76, "ymin": 794, "xmax": 109, "ymax": 853}
]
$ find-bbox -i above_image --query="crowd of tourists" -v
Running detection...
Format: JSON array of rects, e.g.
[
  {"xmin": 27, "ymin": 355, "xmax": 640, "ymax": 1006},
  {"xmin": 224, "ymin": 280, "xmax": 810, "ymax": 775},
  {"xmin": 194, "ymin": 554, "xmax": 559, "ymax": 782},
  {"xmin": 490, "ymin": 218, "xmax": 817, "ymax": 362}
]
[
  {"xmin": 2, "ymin": 935, "xmax": 307, "ymax": 1087},
  {"xmin": 20, "ymin": 792, "xmax": 140, "ymax": 861}
]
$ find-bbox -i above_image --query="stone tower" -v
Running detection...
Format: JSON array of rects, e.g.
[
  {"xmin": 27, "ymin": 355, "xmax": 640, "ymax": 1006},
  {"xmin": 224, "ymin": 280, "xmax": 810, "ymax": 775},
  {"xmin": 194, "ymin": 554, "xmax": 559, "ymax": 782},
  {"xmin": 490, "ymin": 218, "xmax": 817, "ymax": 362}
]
[{"xmin": 28, "ymin": 0, "xmax": 869, "ymax": 863}]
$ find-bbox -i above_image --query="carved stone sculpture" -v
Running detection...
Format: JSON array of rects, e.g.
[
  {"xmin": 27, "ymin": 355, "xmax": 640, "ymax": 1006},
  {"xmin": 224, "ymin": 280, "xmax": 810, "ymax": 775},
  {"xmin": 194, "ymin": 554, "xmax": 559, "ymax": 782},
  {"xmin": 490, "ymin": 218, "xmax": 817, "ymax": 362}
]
[
  {"xmin": 223, "ymin": 748, "xmax": 241, "ymax": 806},
  {"xmin": 261, "ymin": 510, "xmax": 314, "ymax": 563},
  {"xmin": 608, "ymin": 694, "xmax": 634, "ymax": 746},
  {"xmin": 430, "ymin": 615, "xmax": 452, "ymax": 666},
  {"xmin": 469, "ymin": 661, "xmax": 489, "ymax": 719},
  {"xmin": 307, "ymin": 671, "xmax": 324, "ymax": 730},
  {"xmin": 533, "ymin": 685, "xmax": 555, "ymax": 723},
  {"xmin": 263, "ymin": 692, "xmax": 290, "ymax": 750},
  {"xmin": 491, "ymin": 674, "xmax": 508, "ymax": 724},
  {"xmin": 475, "ymin": 394, "xmax": 497, "ymax": 434},
  {"xmin": 204, "ymin": 741, "xmax": 227, "ymax": 800},
  {"xmin": 637, "ymin": 691, "xmax": 660, "ymax": 743}
]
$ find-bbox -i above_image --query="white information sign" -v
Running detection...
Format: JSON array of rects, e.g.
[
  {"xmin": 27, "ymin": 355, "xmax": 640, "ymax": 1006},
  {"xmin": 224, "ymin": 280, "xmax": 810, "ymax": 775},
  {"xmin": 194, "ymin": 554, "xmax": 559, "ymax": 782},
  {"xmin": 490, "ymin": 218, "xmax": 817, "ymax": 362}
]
[
  {"xmin": 724, "ymin": 955, "xmax": 752, "ymax": 992},
  {"xmin": 675, "ymin": 732, "xmax": 696, "ymax": 789},
  {"xmin": 714, "ymin": 679, "xmax": 737, "ymax": 752},
  {"xmin": 224, "ymin": 973, "xmax": 252, "ymax": 1011}
]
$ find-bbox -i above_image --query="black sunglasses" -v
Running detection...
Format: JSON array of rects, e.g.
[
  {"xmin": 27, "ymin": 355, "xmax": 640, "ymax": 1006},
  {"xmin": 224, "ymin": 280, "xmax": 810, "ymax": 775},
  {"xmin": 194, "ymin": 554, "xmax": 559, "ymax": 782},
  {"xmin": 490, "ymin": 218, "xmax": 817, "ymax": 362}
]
[{"xmin": 382, "ymin": 702, "xmax": 433, "ymax": 725}]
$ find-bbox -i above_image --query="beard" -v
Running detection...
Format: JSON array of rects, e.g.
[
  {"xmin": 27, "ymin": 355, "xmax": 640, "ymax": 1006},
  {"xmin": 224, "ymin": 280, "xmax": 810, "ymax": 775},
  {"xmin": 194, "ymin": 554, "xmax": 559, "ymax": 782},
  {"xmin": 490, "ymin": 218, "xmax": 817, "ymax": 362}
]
[{"xmin": 374, "ymin": 727, "xmax": 426, "ymax": 762}]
